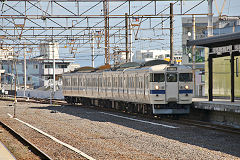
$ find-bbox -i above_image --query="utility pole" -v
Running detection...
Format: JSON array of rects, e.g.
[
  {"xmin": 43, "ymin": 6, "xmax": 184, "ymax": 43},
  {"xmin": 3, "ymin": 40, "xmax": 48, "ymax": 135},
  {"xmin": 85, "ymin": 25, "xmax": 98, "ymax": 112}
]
[
  {"xmin": 24, "ymin": 45, "xmax": 27, "ymax": 97},
  {"xmin": 91, "ymin": 35, "xmax": 95, "ymax": 68},
  {"xmin": 13, "ymin": 56, "xmax": 17, "ymax": 118},
  {"xmin": 125, "ymin": 13, "xmax": 129, "ymax": 63},
  {"xmin": 208, "ymin": 0, "xmax": 213, "ymax": 101},
  {"xmin": 104, "ymin": 0, "xmax": 110, "ymax": 65},
  {"xmin": 208, "ymin": 0, "xmax": 213, "ymax": 37},
  {"xmin": 192, "ymin": 15, "xmax": 196, "ymax": 97},
  {"xmin": 129, "ymin": 27, "xmax": 133, "ymax": 62},
  {"xmin": 169, "ymin": 3, "xmax": 174, "ymax": 64},
  {"xmin": 52, "ymin": 42, "xmax": 56, "ymax": 92}
]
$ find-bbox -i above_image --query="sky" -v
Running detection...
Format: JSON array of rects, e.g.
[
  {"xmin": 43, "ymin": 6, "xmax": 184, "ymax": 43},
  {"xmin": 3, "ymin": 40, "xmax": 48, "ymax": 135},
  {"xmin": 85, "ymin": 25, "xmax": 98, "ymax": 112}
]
[
  {"xmin": 75, "ymin": 0, "xmax": 240, "ymax": 67},
  {"xmin": 1, "ymin": 0, "xmax": 240, "ymax": 67}
]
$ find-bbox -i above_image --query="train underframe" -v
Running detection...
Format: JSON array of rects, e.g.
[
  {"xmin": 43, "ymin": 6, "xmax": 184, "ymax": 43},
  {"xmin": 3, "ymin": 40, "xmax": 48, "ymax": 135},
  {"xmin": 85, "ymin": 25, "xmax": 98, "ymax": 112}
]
[{"xmin": 64, "ymin": 96, "xmax": 191, "ymax": 115}]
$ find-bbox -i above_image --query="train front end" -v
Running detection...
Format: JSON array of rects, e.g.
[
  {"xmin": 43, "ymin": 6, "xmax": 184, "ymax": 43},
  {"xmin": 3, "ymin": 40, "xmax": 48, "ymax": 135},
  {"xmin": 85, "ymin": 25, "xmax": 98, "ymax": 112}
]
[{"xmin": 149, "ymin": 65, "xmax": 193, "ymax": 114}]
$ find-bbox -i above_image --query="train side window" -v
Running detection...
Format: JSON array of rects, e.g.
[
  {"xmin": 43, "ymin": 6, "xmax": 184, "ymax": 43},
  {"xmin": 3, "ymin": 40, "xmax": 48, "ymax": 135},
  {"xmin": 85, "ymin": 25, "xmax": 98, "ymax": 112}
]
[
  {"xmin": 136, "ymin": 77, "xmax": 139, "ymax": 88},
  {"xmin": 73, "ymin": 78, "xmax": 75, "ymax": 86},
  {"xmin": 98, "ymin": 77, "xmax": 100, "ymax": 87},
  {"xmin": 107, "ymin": 77, "xmax": 110, "ymax": 87},
  {"xmin": 118, "ymin": 77, "xmax": 120, "ymax": 87},
  {"xmin": 179, "ymin": 73, "xmax": 192, "ymax": 82},
  {"xmin": 150, "ymin": 73, "xmax": 165, "ymax": 82},
  {"xmin": 104, "ymin": 77, "xmax": 107, "ymax": 87},
  {"xmin": 145, "ymin": 75, "xmax": 149, "ymax": 89},
  {"xmin": 75, "ymin": 78, "xmax": 78, "ymax": 86},
  {"xmin": 129, "ymin": 77, "xmax": 131, "ymax": 88},
  {"xmin": 83, "ymin": 77, "xmax": 85, "ymax": 86},
  {"xmin": 121, "ymin": 77, "xmax": 123, "ymax": 88},
  {"xmin": 132, "ymin": 77, "xmax": 134, "ymax": 88},
  {"xmin": 166, "ymin": 73, "xmax": 177, "ymax": 82}
]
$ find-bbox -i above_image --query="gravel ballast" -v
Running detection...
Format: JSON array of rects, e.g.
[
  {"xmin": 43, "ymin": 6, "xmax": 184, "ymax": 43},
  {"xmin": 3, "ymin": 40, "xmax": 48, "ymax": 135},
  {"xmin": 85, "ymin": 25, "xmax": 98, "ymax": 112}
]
[{"xmin": 0, "ymin": 101, "xmax": 240, "ymax": 160}]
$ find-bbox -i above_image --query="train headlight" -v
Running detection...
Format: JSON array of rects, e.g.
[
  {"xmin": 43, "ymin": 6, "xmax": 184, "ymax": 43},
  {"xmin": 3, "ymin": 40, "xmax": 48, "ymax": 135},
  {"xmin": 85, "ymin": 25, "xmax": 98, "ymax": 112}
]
[
  {"xmin": 185, "ymin": 85, "xmax": 189, "ymax": 90},
  {"xmin": 155, "ymin": 85, "xmax": 160, "ymax": 90}
]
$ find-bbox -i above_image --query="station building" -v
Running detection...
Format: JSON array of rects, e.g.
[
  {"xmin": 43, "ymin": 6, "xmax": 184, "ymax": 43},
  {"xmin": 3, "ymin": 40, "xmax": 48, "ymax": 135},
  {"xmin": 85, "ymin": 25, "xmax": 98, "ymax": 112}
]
[{"xmin": 183, "ymin": 17, "xmax": 240, "ymax": 98}]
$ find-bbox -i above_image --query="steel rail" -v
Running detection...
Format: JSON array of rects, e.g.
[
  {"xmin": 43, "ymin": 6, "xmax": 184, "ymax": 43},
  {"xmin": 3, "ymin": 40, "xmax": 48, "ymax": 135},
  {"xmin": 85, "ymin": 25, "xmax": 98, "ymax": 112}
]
[
  {"xmin": 0, "ymin": 120, "xmax": 52, "ymax": 160},
  {"xmin": 173, "ymin": 118, "xmax": 240, "ymax": 135},
  {"xmin": 64, "ymin": 101, "xmax": 240, "ymax": 135}
]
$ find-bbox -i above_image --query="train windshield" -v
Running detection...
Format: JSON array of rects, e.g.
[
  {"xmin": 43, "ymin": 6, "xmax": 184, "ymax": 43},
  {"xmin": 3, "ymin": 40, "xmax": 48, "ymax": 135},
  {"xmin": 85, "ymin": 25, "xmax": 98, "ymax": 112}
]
[
  {"xmin": 166, "ymin": 73, "xmax": 177, "ymax": 82},
  {"xmin": 179, "ymin": 73, "xmax": 192, "ymax": 82},
  {"xmin": 150, "ymin": 73, "xmax": 165, "ymax": 82}
]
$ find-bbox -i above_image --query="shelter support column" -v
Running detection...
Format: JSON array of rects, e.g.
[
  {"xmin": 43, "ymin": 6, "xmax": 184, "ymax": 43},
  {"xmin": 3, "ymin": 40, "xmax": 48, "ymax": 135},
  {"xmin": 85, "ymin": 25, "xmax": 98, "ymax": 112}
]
[
  {"xmin": 208, "ymin": 54, "xmax": 213, "ymax": 101},
  {"xmin": 230, "ymin": 49, "xmax": 234, "ymax": 102}
]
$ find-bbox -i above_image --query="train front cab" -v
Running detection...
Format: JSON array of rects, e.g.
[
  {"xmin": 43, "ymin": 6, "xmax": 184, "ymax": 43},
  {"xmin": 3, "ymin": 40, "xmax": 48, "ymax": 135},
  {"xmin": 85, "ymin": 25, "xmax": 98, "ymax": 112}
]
[{"xmin": 150, "ymin": 66, "xmax": 192, "ymax": 115}]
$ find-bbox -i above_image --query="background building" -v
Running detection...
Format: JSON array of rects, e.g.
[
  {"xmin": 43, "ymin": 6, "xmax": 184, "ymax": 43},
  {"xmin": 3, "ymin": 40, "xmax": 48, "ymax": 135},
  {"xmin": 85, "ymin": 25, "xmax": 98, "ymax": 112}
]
[
  {"xmin": 133, "ymin": 50, "xmax": 182, "ymax": 64},
  {"xmin": 0, "ymin": 46, "xmax": 13, "ymax": 90},
  {"xmin": 1, "ymin": 42, "xmax": 79, "ymax": 90}
]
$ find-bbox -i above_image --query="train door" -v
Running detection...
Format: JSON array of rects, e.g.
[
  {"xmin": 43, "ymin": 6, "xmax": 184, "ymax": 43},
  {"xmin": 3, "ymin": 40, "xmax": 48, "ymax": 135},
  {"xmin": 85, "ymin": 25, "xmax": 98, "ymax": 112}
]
[
  {"xmin": 165, "ymin": 72, "xmax": 178, "ymax": 102},
  {"xmin": 135, "ymin": 73, "xmax": 137, "ymax": 98}
]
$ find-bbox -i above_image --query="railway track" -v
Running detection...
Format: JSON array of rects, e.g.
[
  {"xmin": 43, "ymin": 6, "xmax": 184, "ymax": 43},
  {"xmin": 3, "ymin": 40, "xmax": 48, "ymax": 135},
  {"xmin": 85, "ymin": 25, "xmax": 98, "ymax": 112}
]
[
  {"xmin": 0, "ymin": 95, "xmax": 66, "ymax": 105},
  {"xmin": 174, "ymin": 118, "xmax": 240, "ymax": 135},
  {"xmin": 2, "ymin": 96, "xmax": 239, "ymax": 135},
  {"xmin": 0, "ymin": 120, "xmax": 52, "ymax": 160},
  {"xmin": 74, "ymin": 103, "xmax": 240, "ymax": 135}
]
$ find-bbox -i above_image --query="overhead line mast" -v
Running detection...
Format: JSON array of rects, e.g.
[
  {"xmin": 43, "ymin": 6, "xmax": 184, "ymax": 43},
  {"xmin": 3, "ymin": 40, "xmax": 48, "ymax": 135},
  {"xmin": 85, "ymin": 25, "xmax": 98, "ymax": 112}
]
[
  {"xmin": 169, "ymin": 3, "xmax": 173, "ymax": 65},
  {"xmin": 104, "ymin": 0, "xmax": 110, "ymax": 65}
]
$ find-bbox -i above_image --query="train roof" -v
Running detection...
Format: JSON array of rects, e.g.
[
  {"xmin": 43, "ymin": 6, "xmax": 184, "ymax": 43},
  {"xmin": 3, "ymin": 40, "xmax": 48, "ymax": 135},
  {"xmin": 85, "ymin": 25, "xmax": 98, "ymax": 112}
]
[
  {"xmin": 140, "ymin": 59, "xmax": 169, "ymax": 67},
  {"xmin": 72, "ymin": 66, "xmax": 95, "ymax": 72},
  {"xmin": 112, "ymin": 62, "xmax": 140, "ymax": 71},
  {"xmin": 63, "ymin": 60, "xmax": 191, "ymax": 76}
]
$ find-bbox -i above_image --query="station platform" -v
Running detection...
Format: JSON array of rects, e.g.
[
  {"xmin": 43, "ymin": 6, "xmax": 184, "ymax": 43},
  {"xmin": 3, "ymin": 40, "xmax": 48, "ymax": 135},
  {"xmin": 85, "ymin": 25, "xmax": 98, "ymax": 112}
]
[
  {"xmin": 0, "ymin": 141, "xmax": 16, "ymax": 160},
  {"xmin": 193, "ymin": 98, "xmax": 240, "ymax": 113},
  {"xmin": 191, "ymin": 98, "xmax": 240, "ymax": 127}
]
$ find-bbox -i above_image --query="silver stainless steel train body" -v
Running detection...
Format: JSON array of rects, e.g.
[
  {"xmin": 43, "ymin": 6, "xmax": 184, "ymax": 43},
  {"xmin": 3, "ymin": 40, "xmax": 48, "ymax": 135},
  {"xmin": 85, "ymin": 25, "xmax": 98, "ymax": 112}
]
[{"xmin": 62, "ymin": 64, "xmax": 193, "ymax": 114}]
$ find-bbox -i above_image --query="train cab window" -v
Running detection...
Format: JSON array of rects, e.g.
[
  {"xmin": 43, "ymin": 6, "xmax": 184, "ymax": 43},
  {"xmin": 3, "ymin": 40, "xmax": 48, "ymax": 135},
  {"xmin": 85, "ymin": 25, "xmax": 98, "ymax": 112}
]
[
  {"xmin": 166, "ymin": 73, "xmax": 177, "ymax": 82},
  {"xmin": 150, "ymin": 73, "xmax": 165, "ymax": 82},
  {"xmin": 179, "ymin": 73, "xmax": 192, "ymax": 82}
]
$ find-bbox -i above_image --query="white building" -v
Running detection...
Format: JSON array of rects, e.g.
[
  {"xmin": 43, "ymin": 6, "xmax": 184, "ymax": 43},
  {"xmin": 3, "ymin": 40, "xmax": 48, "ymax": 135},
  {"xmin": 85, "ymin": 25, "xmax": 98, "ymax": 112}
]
[
  {"xmin": 112, "ymin": 50, "xmax": 134, "ymax": 65},
  {"xmin": 39, "ymin": 42, "xmax": 59, "ymax": 59},
  {"xmin": 133, "ymin": 50, "xmax": 182, "ymax": 64},
  {"xmin": 0, "ymin": 46, "xmax": 14, "ymax": 60}
]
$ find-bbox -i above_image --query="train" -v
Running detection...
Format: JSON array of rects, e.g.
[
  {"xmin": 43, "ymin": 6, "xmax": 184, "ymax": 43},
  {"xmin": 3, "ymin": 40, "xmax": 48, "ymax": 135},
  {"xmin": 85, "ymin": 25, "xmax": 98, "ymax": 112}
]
[{"xmin": 62, "ymin": 60, "xmax": 193, "ymax": 115}]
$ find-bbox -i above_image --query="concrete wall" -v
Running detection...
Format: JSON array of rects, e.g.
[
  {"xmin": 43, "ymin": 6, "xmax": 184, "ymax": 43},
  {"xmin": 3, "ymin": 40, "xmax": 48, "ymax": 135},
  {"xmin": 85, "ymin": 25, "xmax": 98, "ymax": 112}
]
[{"xmin": 17, "ymin": 90, "xmax": 64, "ymax": 99}]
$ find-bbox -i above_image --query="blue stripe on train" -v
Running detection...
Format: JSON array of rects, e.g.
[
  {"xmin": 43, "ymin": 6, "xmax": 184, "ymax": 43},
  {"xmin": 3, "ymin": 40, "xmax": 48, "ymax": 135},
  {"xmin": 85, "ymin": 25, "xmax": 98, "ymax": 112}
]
[
  {"xmin": 179, "ymin": 90, "xmax": 193, "ymax": 94},
  {"xmin": 150, "ymin": 90, "xmax": 193, "ymax": 94},
  {"xmin": 150, "ymin": 90, "xmax": 165, "ymax": 94}
]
